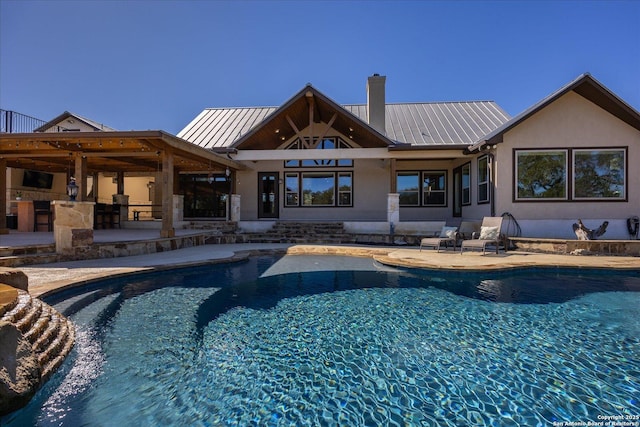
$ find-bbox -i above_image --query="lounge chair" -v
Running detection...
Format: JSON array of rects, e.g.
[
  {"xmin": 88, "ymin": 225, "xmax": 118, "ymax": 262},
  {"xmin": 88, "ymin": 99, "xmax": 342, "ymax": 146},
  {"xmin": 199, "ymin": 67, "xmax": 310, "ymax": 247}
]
[
  {"xmin": 420, "ymin": 225, "xmax": 458, "ymax": 252},
  {"xmin": 460, "ymin": 216, "xmax": 504, "ymax": 255},
  {"xmin": 457, "ymin": 220, "xmax": 481, "ymax": 240}
]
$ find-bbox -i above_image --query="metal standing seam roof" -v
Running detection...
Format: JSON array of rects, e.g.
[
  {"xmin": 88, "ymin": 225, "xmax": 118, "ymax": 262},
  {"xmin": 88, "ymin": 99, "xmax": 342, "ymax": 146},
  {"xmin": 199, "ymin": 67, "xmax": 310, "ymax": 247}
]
[{"xmin": 178, "ymin": 101, "xmax": 510, "ymax": 148}]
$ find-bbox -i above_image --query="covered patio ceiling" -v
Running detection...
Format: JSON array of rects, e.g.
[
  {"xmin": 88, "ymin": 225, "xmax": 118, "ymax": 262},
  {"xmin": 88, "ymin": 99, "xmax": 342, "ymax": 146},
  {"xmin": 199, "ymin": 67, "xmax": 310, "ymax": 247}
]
[{"xmin": 0, "ymin": 130, "xmax": 241, "ymax": 174}]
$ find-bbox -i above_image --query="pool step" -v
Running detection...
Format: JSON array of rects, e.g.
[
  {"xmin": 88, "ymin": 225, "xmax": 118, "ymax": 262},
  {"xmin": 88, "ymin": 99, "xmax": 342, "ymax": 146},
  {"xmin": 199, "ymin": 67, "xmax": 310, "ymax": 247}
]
[{"xmin": 0, "ymin": 289, "xmax": 75, "ymax": 383}]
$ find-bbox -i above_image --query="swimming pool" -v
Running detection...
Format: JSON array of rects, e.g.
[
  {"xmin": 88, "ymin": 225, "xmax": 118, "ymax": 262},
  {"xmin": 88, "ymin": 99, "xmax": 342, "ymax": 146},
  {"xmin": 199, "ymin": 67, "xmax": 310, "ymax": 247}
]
[{"xmin": 3, "ymin": 255, "xmax": 639, "ymax": 426}]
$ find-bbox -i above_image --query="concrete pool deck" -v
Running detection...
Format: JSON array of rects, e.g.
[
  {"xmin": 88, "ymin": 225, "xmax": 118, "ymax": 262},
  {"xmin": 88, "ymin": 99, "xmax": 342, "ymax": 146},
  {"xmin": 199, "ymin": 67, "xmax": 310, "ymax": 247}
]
[{"xmin": 8, "ymin": 242, "xmax": 640, "ymax": 298}]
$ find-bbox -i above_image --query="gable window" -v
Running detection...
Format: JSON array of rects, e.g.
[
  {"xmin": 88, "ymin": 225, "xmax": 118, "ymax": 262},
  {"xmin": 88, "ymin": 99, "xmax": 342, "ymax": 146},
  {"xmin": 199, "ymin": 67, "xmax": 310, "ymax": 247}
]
[
  {"xmin": 515, "ymin": 150, "xmax": 568, "ymax": 200},
  {"xmin": 284, "ymin": 172, "xmax": 353, "ymax": 207},
  {"xmin": 573, "ymin": 148, "xmax": 626, "ymax": 200},
  {"xmin": 477, "ymin": 156, "xmax": 490, "ymax": 204},
  {"xmin": 397, "ymin": 171, "xmax": 447, "ymax": 207},
  {"xmin": 285, "ymin": 137, "xmax": 353, "ymax": 168}
]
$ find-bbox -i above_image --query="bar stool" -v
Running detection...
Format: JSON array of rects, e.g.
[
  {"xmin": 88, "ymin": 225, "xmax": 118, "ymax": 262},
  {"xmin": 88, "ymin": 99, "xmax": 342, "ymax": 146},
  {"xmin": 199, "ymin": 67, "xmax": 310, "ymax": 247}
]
[
  {"xmin": 33, "ymin": 200, "xmax": 53, "ymax": 232},
  {"xmin": 110, "ymin": 204, "xmax": 121, "ymax": 229}
]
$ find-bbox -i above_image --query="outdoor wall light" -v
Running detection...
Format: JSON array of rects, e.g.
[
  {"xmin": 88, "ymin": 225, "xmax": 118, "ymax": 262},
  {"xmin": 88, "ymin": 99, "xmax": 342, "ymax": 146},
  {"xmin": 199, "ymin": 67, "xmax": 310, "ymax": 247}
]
[{"xmin": 67, "ymin": 177, "xmax": 78, "ymax": 201}]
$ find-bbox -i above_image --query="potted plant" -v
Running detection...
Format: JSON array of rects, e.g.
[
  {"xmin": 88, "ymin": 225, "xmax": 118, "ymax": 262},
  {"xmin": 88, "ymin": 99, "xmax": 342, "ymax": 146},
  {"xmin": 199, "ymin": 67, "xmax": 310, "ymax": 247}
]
[{"xmin": 15, "ymin": 191, "xmax": 22, "ymax": 201}]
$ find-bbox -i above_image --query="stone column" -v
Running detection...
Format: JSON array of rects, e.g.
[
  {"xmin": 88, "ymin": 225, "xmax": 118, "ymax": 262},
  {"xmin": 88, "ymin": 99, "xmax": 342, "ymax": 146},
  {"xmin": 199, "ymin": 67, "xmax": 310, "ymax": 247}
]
[
  {"xmin": 387, "ymin": 193, "xmax": 399, "ymax": 225},
  {"xmin": 51, "ymin": 201, "xmax": 94, "ymax": 255},
  {"xmin": 230, "ymin": 194, "xmax": 241, "ymax": 222}
]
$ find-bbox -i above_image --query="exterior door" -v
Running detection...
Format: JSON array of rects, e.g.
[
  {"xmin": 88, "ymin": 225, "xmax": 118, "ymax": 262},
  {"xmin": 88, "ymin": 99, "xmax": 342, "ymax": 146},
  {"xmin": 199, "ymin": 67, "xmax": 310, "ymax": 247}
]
[{"xmin": 258, "ymin": 172, "xmax": 279, "ymax": 218}]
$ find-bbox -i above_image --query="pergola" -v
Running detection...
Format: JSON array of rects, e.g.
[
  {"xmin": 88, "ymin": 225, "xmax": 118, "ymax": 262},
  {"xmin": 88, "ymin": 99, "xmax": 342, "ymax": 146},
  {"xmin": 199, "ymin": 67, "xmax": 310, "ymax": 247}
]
[{"xmin": 0, "ymin": 130, "xmax": 242, "ymax": 237}]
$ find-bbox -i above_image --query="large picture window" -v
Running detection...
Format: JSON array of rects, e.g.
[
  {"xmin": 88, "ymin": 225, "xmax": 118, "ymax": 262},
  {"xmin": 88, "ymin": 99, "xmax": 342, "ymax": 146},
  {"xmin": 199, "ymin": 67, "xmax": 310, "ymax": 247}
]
[
  {"xmin": 573, "ymin": 149, "xmax": 625, "ymax": 200},
  {"xmin": 302, "ymin": 173, "xmax": 334, "ymax": 206},
  {"xmin": 284, "ymin": 172, "xmax": 353, "ymax": 207},
  {"xmin": 515, "ymin": 150, "xmax": 568, "ymax": 200},
  {"xmin": 397, "ymin": 171, "xmax": 447, "ymax": 206}
]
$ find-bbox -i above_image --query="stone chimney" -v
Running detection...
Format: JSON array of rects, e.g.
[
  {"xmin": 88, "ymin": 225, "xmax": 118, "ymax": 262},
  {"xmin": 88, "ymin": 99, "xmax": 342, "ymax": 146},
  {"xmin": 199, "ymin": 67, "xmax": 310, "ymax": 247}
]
[{"xmin": 366, "ymin": 74, "xmax": 386, "ymax": 135}]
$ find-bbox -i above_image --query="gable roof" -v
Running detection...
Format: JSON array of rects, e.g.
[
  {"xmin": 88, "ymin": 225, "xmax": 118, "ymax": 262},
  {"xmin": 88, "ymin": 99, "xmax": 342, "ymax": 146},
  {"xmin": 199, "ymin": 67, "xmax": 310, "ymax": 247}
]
[
  {"xmin": 34, "ymin": 111, "xmax": 116, "ymax": 132},
  {"xmin": 178, "ymin": 88, "xmax": 510, "ymax": 150},
  {"xmin": 469, "ymin": 73, "xmax": 640, "ymax": 151}
]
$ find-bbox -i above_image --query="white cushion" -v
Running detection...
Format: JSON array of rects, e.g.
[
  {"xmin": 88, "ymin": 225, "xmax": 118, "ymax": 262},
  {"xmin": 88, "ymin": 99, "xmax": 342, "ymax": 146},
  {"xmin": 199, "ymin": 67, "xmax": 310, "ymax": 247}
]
[
  {"xmin": 439, "ymin": 226, "xmax": 458, "ymax": 238},
  {"xmin": 479, "ymin": 226, "xmax": 499, "ymax": 240}
]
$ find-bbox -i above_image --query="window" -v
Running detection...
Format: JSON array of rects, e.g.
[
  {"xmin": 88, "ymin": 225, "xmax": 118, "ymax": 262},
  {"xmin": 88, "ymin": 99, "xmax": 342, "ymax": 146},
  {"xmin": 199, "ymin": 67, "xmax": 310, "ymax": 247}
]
[
  {"xmin": 285, "ymin": 173, "xmax": 299, "ymax": 206},
  {"xmin": 397, "ymin": 172, "xmax": 420, "ymax": 206},
  {"xmin": 422, "ymin": 171, "xmax": 446, "ymax": 206},
  {"xmin": 337, "ymin": 173, "xmax": 352, "ymax": 206},
  {"xmin": 515, "ymin": 150, "xmax": 567, "ymax": 200},
  {"xmin": 573, "ymin": 149, "xmax": 625, "ymax": 200},
  {"xmin": 478, "ymin": 156, "xmax": 490, "ymax": 203},
  {"xmin": 397, "ymin": 171, "xmax": 447, "ymax": 206},
  {"xmin": 462, "ymin": 163, "xmax": 471, "ymax": 205},
  {"xmin": 285, "ymin": 137, "xmax": 353, "ymax": 167},
  {"xmin": 302, "ymin": 173, "xmax": 334, "ymax": 205},
  {"xmin": 285, "ymin": 172, "xmax": 352, "ymax": 207}
]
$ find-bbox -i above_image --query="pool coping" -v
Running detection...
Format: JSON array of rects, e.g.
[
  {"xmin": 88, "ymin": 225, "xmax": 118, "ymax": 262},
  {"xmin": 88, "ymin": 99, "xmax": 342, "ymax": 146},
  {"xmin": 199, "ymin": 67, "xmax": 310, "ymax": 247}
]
[{"xmin": 14, "ymin": 244, "xmax": 639, "ymax": 299}]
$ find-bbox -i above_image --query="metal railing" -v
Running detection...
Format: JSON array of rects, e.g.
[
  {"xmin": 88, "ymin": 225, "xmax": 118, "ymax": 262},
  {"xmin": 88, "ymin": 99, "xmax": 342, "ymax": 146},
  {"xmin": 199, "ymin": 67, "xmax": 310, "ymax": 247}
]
[{"xmin": 1, "ymin": 109, "xmax": 70, "ymax": 133}]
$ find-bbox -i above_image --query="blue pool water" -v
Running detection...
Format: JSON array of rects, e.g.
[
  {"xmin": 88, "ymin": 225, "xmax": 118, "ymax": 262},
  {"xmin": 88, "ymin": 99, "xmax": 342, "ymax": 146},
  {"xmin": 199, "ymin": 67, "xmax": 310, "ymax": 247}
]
[{"xmin": 3, "ymin": 255, "xmax": 640, "ymax": 426}]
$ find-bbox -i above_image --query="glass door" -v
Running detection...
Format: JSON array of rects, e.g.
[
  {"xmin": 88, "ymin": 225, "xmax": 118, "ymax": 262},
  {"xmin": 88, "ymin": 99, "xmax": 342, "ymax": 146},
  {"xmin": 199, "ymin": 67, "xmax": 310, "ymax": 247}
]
[
  {"xmin": 180, "ymin": 174, "xmax": 230, "ymax": 219},
  {"xmin": 258, "ymin": 172, "xmax": 279, "ymax": 218}
]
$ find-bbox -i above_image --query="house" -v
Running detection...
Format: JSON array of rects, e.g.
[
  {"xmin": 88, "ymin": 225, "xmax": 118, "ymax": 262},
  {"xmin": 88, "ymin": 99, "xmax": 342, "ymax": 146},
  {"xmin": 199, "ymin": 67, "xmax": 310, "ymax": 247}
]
[
  {"xmin": 178, "ymin": 73, "xmax": 640, "ymax": 239},
  {"xmin": 3, "ymin": 73, "xmax": 638, "ymax": 241}
]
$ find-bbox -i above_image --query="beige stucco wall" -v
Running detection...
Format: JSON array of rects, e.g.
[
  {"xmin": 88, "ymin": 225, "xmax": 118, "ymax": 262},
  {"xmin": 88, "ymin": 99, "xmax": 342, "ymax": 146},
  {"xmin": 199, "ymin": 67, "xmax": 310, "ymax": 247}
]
[
  {"xmin": 236, "ymin": 159, "xmax": 390, "ymax": 221},
  {"xmin": 492, "ymin": 91, "xmax": 640, "ymax": 238},
  {"xmin": 96, "ymin": 174, "xmax": 154, "ymax": 205}
]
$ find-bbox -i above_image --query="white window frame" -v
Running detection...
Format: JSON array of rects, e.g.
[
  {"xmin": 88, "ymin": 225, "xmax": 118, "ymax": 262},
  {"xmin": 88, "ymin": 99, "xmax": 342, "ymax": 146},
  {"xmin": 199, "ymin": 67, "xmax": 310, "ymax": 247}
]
[{"xmin": 477, "ymin": 155, "xmax": 490, "ymax": 204}]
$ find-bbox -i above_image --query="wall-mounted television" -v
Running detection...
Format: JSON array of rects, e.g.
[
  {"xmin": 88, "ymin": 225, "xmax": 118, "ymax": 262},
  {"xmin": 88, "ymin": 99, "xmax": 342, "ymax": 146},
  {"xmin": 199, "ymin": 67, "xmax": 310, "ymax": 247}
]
[{"xmin": 22, "ymin": 170, "xmax": 54, "ymax": 189}]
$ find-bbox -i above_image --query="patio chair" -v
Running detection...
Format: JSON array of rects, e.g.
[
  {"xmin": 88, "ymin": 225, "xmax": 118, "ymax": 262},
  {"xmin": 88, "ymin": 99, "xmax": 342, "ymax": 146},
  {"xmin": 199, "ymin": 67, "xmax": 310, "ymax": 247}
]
[
  {"xmin": 460, "ymin": 216, "xmax": 504, "ymax": 255},
  {"xmin": 419, "ymin": 225, "xmax": 458, "ymax": 252}
]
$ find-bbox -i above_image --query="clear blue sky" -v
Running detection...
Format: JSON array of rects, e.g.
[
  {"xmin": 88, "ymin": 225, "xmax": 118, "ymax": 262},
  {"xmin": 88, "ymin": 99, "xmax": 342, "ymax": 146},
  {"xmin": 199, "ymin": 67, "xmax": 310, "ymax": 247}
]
[{"xmin": 1, "ymin": 0, "xmax": 639, "ymax": 135}]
